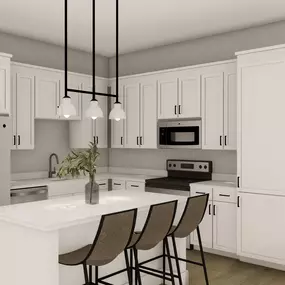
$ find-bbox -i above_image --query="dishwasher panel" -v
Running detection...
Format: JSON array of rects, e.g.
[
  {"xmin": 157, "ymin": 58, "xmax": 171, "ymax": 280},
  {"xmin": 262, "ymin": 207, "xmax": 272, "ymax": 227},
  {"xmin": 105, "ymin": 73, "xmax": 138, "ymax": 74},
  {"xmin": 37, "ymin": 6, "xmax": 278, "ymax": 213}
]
[{"xmin": 10, "ymin": 186, "xmax": 48, "ymax": 205}]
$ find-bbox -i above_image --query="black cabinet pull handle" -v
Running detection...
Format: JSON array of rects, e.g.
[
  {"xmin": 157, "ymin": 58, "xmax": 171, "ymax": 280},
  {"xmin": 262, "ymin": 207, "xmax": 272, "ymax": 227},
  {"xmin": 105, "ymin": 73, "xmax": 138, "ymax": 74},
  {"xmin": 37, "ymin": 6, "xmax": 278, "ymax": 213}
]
[
  {"xmin": 237, "ymin": 196, "xmax": 240, "ymax": 208},
  {"xmin": 213, "ymin": 205, "xmax": 216, "ymax": 216},
  {"xmin": 114, "ymin": 183, "xmax": 121, "ymax": 186},
  {"xmin": 121, "ymin": 137, "xmax": 123, "ymax": 145},
  {"xmin": 237, "ymin": 176, "xmax": 240, "ymax": 188},
  {"xmin": 219, "ymin": 194, "xmax": 230, "ymax": 197},
  {"xmin": 196, "ymin": 191, "xmax": 206, "ymax": 195},
  {"xmin": 93, "ymin": 136, "xmax": 96, "ymax": 144},
  {"xmin": 220, "ymin": 136, "xmax": 222, "ymax": 146},
  {"xmin": 13, "ymin": 135, "xmax": 16, "ymax": 146},
  {"xmin": 131, "ymin": 185, "xmax": 139, "ymax": 188},
  {"xmin": 208, "ymin": 204, "xmax": 211, "ymax": 215},
  {"xmin": 18, "ymin": 135, "xmax": 20, "ymax": 146},
  {"xmin": 99, "ymin": 183, "xmax": 106, "ymax": 186},
  {"xmin": 225, "ymin": 135, "xmax": 227, "ymax": 146},
  {"xmin": 137, "ymin": 137, "xmax": 139, "ymax": 145},
  {"xmin": 179, "ymin": 105, "xmax": 181, "ymax": 114},
  {"xmin": 96, "ymin": 136, "xmax": 99, "ymax": 144},
  {"xmin": 174, "ymin": 105, "xmax": 177, "ymax": 115},
  {"xmin": 140, "ymin": 136, "xmax": 143, "ymax": 146}
]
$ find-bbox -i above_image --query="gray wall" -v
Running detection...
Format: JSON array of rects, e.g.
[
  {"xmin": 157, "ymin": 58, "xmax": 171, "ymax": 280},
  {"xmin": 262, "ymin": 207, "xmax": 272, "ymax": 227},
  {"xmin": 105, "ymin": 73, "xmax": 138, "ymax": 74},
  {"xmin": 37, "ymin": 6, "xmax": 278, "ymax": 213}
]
[
  {"xmin": 11, "ymin": 120, "xmax": 108, "ymax": 173},
  {"xmin": 108, "ymin": 20, "xmax": 285, "ymax": 174},
  {"xmin": 109, "ymin": 20, "xmax": 285, "ymax": 77},
  {"xmin": 0, "ymin": 31, "xmax": 110, "ymax": 173},
  {"xmin": 0, "ymin": 31, "xmax": 109, "ymax": 77},
  {"xmin": 110, "ymin": 149, "xmax": 237, "ymax": 174}
]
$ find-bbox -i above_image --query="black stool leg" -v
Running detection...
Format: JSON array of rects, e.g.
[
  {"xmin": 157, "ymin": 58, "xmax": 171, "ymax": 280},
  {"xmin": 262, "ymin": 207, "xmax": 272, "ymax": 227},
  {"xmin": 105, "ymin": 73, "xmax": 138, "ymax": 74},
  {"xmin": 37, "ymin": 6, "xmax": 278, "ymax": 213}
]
[
  {"xmin": 134, "ymin": 248, "xmax": 142, "ymax": 285},
  {"xmin": 83, "ymin": 263, "xmax": 89, "ymax": 285},
  {"xmin": 197, "ymin": 226, "xmax": 209, "ymax": 285},
  {"xmin": 89, "ymin": 265, "xmax": 93, "ymax": 283},
  {"xmin": 163, "ymin": 239, "xmax": 166, "ymax": 284},
  {"xmin": 171, "ymin": 234, "xmax": 183, "ymax": 285},
  {"xmin": 95, "ymin": 266, "xmax": 98, "ymax": 285},
  {"xmin": 124, "ymin": 249, "xmax": 132, "ymax": 285},
  {"xmin": 165, "ymin": 237, "xmax": 175, "ymax": 285}
]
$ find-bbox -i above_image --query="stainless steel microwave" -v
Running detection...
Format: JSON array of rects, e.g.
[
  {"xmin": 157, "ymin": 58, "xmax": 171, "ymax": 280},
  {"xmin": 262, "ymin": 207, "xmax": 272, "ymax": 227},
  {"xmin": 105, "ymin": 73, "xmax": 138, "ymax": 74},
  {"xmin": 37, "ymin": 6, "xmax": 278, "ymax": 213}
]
[{"xmin": 158, "ymin": 119, "xmax": 202, "ymax": 149}]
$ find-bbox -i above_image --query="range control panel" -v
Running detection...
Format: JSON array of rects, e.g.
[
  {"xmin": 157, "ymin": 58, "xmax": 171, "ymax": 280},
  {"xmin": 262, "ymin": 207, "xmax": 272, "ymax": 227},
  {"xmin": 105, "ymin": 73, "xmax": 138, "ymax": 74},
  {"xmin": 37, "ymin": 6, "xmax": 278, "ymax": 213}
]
[{"xmin": 167, "ymin": 160, "xmax": 212, "ymax": 173}]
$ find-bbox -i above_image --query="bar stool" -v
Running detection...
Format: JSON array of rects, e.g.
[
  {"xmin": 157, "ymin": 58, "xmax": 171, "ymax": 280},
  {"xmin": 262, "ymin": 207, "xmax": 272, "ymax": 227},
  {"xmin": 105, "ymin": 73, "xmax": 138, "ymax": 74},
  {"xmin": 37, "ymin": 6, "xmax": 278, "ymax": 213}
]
[
  {"xmin": 59, "ymin": 208, "xmax": 137, "ymax": 285},
  {"xmin": 166, "ymin": 194, "xmax": 210, "ymax": 285},
  {"xmin": 127, "ymin": 200, "xmax": 178, "ymax": 285},
  {"xmin": 137, "ymin": 194, "xmax": 209, "ymax": 285}
]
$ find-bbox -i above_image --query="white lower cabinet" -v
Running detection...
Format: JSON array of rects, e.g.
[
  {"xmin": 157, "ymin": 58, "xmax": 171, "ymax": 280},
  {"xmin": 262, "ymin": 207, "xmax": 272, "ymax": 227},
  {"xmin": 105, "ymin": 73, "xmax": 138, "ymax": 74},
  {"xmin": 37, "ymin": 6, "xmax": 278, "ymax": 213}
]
[
  {"xmin": 112, "ymin": 179, "xmax": 126, "ymax": 190},
  {"xmin": 191, "ymin": 184, "xmax": 237, "ymax": 254},
  {"xmin": 126, "ymin": 181, "xmax": 145, "ymax": 192},
  {"xmin": 237, "ymin": 192, "xmax": 285, "ymax": 265}
]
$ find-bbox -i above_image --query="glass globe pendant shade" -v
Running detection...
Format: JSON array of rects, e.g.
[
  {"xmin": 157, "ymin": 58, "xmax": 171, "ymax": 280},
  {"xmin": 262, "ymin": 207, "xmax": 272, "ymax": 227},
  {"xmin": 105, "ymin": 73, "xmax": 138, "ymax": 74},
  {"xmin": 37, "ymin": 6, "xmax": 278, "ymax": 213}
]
[
  {"xmin": 109, "ymin": 102, "xmax": 126, "ymax": 121},
  {"xmin": 58, "ymin": 96, "xmax": 76, "ymax": 118},
  {"xmin": 85, "ymin": 100, "xmax": 103, "ymax": 120}
]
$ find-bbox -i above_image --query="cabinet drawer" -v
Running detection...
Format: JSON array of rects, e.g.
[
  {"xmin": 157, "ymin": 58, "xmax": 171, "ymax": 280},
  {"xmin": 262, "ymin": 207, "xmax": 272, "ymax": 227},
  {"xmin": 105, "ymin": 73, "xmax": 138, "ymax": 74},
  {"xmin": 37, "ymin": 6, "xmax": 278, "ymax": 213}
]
[
  {"xmin": 190, "ymin": 185, "xmax": 213, "ymax": 200},
  {"xmin": 126, "ymin": 181, "xmax": 145, "ymax": 192},
  {"xmin": 213, "ymin": 186, "xmax": 237, "ymax": 203},
  {"xmin": 112, "ymin": 179, "xmax": 126, "ymax": 190},
  {"xmin": 97, "ymin": 180, "xmax": 108, "ymax": 191}
]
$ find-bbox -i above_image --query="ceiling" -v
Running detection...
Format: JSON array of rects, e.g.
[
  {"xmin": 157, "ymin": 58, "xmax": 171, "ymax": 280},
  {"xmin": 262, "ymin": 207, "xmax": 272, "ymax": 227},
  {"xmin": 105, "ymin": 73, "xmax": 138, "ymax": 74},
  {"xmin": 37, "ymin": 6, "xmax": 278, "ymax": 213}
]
[{"xmin": 0, "ymin": 0, "xmax": 285, "ymax": 57}]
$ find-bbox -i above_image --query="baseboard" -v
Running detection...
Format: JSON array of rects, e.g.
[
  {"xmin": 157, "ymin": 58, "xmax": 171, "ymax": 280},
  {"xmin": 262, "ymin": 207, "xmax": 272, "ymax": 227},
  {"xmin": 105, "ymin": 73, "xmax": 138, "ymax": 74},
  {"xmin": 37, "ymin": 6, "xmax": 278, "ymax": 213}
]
[
  {"xmin": 239, "ymin": 256, "xmax": 285, "ymax": 271},
  {"xmin": 192, "ymin": 245, "xmax": 237, "ymax": 259}
]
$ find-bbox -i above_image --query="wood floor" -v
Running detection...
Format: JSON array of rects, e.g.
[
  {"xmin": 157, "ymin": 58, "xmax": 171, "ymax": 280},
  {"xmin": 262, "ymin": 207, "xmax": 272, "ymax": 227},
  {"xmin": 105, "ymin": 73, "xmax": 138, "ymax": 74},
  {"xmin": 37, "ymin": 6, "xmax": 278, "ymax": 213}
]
[{"xmin": 187, "ymin": 250, "xmax": 285, "ymax": 285}]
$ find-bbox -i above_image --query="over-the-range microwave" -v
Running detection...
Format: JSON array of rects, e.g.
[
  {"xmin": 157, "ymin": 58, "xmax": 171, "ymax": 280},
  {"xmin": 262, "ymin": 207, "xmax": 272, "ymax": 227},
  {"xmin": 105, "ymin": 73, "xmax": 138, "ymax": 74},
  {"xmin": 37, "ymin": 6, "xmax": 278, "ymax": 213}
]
[{"xmin": 158, "ymin": 119, "xmax": 202, "ymax": 149}]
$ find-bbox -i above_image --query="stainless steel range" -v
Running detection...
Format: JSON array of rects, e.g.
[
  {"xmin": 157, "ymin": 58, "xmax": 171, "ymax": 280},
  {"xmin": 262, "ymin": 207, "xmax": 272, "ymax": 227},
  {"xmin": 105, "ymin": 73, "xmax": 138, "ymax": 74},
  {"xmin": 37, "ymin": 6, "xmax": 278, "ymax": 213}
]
[{"xmin": 146, "ymin": 160, "xmax": 212, "ymax": 196}]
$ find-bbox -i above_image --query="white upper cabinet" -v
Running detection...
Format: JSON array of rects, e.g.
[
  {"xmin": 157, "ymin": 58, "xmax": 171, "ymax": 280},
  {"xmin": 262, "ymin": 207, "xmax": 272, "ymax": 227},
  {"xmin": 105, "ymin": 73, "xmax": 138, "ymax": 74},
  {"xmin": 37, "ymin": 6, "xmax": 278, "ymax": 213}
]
[
  {"xmin": 178, "ymin": 69, "xmax": 201, "ymax": 118},
  {"xmin": 111, "ymin": 81, "xmax": 125, "ymax": 148},
  {"xmin": 0, "ymin": 53, "xmax": 12, "ymax": 116},
  {"xmin": 11, "ymin": 65, "xmax": 35, "ymax": 150},
  {"xmin": 124, "ymin": 79, "xmax": 140, "ymax": 148},
  {"xmin": 237, "ymin": 47, "xmax": 285, "ymax": 191},
  {"xmin": 139, "ymin": 76, "xmax": 157, "ymax": 149},
  {"xmin": 35, "ymin": 69, "xmax": 62, "ymax": 119},
  {"xmin": 201, "ymin": 62, "xmax": 237, "ymax": 150},
  {"xmin": 69, "ymin": 76, "xmax": 108, "ymax": 149},
  {"xmin": 157, "ymin": 73, "xmax": 178, "ymax": 119}
]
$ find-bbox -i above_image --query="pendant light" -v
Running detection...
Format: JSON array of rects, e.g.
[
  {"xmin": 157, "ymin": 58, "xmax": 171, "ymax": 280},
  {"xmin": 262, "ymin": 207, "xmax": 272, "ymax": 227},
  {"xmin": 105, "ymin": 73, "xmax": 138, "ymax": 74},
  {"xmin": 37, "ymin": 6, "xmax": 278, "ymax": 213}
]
[
  {"xmin": 85, "ymin": 0, "xmax": 103, "ymax": 120},
  {"xmin": 64, "ymin": 0, "xmax": 126, "ymax": 121}
]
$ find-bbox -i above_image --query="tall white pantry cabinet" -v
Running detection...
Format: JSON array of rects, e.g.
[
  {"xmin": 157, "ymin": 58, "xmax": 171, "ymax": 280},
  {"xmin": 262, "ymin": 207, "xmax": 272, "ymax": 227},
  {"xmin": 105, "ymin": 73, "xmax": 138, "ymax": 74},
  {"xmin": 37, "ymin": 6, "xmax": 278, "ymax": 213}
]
[{"xmin": 237, "ymin": 45, "xmax": 285, "ymax": 267}]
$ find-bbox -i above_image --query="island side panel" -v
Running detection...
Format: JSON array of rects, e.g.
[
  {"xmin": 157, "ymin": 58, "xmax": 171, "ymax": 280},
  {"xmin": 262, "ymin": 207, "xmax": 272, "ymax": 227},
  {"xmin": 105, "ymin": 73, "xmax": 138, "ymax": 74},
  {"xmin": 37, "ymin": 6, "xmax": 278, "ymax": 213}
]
[{"xmin": 0, "ymin": 221, "xmax": 59, "ymax": 285}]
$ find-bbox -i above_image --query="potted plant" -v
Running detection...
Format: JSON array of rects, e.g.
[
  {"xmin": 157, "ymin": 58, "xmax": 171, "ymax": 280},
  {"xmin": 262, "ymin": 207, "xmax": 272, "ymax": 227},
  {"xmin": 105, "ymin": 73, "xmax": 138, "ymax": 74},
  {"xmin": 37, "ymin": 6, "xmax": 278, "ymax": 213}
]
[{"xmin": 57, "ymin": 142, "xmax": 100, "ymax": 205}]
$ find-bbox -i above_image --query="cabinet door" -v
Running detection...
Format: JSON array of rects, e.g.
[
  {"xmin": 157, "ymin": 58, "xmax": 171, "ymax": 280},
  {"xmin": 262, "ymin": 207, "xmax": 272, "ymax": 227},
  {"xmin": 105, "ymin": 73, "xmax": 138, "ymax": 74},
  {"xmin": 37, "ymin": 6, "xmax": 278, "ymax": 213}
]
[
  {"xmin": 224, "ymin": 65, "xmax": 237, "ymax": 150},
  {"xmin": 111, "ymin": 82, "xmax": 125, "ymax": 148},
  {"xmin": 178, "ymin": 69, "xmax": 201, "ymax": 118},
  {"xmin": 140, "ymin": 77, "xmax": 157, "ymax": 149},
  {"xmin": 69, "ymin": 77, "xmax": 93, "ymax": 149},
  {"xmin": 13, "ymin": 68, "xmax": 35, "ymax": 150},
  {"xmin": 59, "ymin": 74, "xmax": 81, "ymax": 120},
  {"xmin": 201, "ymin": 72, "xmax": 224, "ymax": 150},
  {"xmin": 124, "ymin": 80, "xmax": 140, "ymax": 149},
  {"xmin": 93, "ymin": 79, "xmax": 108, "ymax": 148},
  {"xmin": 35, "ymin": 69, "xmax": 62, "ymax": 119},
  {"xmin": 0, "ymin": 56, "xmax": 10, "ymax": 115},
  {"xmin": 157, "ymin": 74, "xmax": 178, "ymax": 119},
  {"xmin": 240, "ymin": 60, "xmax": 285, "ymax": 191},
  {"xmin": 213, "ymin": 202, "xmax": 237, "ymax": 253},
  {"xmin": 192, "ymin": 201, "xmax": 213, "ymax": 249},
  {"xmin": 238, "ymin": 192, "xmax": 285, "ymax": 265}
]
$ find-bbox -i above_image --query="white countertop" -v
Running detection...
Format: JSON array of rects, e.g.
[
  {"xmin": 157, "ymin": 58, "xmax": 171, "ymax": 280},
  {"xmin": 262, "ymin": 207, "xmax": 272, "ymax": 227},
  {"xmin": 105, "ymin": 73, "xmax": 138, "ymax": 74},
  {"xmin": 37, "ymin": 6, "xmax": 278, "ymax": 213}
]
[
  {"xmin": 0, "ymin": 190, "xmax": 187, "ymax": 232},
  {"xmin": 192, "ymin": 180, "xmax": 237, "ymax": 188},
  {"xmin": 10, "ymin": 172, "xmax": 161, "ymax": 190}
]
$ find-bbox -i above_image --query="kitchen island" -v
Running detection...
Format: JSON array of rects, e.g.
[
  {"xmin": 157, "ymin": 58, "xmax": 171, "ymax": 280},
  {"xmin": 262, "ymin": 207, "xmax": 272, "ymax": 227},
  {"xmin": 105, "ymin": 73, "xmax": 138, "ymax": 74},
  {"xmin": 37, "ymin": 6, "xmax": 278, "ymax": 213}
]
[{"xmin": 0, "ymin": 190, "xmax": 188, "ymax": 285}]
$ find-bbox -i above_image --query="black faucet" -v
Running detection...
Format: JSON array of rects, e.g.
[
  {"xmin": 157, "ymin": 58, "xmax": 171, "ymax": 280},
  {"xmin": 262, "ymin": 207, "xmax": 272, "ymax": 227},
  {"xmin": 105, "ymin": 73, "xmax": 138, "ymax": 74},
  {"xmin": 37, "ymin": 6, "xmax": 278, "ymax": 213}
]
[{"xmin": 48, "ymin": 153, "xmax": 59, "ymax": 178}]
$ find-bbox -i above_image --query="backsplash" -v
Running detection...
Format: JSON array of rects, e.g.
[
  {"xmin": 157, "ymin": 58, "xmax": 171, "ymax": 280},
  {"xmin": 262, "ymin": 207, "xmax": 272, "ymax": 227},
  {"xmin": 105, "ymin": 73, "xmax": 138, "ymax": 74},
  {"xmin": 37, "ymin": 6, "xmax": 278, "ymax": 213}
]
[
  {"xmin": 109, "ymin": 148, "xmax": 237, "ymax": 174},
  {"xmin": 11, "ymin": 120, "xmax": 108, "ymax": 174}
]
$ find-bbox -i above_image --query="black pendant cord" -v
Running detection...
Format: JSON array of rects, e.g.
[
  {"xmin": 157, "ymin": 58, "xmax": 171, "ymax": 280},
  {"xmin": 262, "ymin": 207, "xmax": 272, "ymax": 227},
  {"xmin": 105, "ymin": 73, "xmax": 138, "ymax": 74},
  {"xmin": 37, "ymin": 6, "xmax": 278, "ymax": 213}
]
[
  {"xmin": 92, "ymin": 0, "xmax": 96, "ymax": 102},
  {"xmin": 116, "ymin": 0, "xmax": 119, "ymax": 104},
  {"xmin": 64, "ymin": 0, "xmax": 69, "ymax": 99}
]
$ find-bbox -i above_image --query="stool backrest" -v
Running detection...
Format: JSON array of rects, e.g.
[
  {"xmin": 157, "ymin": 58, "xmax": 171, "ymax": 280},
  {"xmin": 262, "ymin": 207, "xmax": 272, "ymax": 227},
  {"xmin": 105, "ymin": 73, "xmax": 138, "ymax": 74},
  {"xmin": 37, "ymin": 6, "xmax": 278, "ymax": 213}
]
[
  {"xmin": 134, "ymin": 200, "xmax": 177, "ymax": 250},
  {"xmin": 173, "ymin": 194, "xmax": 209, "ymax": 238},
  {"xmin": 86, "ymin": 208, "xmax": 137, "ymax": 264}
]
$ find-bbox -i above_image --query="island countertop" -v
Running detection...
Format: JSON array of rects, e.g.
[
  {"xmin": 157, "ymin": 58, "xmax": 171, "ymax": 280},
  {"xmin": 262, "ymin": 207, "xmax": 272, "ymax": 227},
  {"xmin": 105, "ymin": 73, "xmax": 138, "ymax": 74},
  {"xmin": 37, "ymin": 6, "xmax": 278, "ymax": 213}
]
[{"xmin": 0, "ymin": 190, "xmax": 187, "ymax": 232}]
